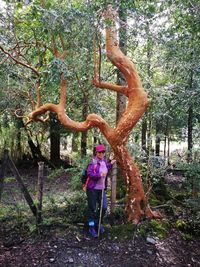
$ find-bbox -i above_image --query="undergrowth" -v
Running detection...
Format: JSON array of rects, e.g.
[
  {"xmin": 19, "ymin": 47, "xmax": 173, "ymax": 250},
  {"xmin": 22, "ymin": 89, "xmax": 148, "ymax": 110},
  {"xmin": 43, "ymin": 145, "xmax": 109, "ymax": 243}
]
[{"xmin": 0, "ymin": 158, "xmax": 199, "ymax": 242}]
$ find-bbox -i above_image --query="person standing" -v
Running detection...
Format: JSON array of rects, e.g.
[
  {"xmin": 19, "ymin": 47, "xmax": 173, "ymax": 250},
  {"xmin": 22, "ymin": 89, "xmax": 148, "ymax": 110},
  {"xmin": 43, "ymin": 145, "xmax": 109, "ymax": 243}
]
[{"xmin": 86, "ymin": 144, "xmax": 116, "ymax": 238}]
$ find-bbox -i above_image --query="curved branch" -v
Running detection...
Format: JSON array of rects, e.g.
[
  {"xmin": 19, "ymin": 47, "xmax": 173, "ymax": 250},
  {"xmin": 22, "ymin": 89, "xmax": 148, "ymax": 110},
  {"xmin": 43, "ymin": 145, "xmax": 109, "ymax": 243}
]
[
  {"xmin": 93, "ymin": 34, "xmax": 128, "ymax": 96},
  {"xmin": 36, "ymin": 78, "xmax": 42, "ymax": 108},
  {"xmin": 29, "ymin": 101, "xmax": 114, "ymax": 140},
  {"xmin": 93, "ymin": 79, "xmax": 128, "ymax": 96},
  {"xmin": 102, "ymin": 5, "xmax": 149, "ymax": 144},
  {"xmin": 103, "ymin": 6, "xmax": 143, "ymax": 90}
]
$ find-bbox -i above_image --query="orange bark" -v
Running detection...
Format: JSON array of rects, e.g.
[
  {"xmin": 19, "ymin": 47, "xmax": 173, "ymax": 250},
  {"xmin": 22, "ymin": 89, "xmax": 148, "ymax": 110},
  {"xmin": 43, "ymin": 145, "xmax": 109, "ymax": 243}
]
[{"xmin": 27, "ymin": 5, "xmax": 160, "ymax": 223}]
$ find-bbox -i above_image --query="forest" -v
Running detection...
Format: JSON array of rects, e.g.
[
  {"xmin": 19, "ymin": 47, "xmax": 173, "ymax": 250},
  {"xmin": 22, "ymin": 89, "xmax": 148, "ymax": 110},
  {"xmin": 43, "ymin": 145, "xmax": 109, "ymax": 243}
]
[{"xmin": 0, "ymin": 0, "xmax": 199, "ymax": 266}]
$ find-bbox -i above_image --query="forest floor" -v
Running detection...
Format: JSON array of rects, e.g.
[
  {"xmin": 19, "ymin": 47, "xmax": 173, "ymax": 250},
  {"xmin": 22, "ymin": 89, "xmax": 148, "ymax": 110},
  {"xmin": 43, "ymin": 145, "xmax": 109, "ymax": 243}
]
[{"xmin": 0, "ymin": 165, "xmax": 199, "ymax": 267}]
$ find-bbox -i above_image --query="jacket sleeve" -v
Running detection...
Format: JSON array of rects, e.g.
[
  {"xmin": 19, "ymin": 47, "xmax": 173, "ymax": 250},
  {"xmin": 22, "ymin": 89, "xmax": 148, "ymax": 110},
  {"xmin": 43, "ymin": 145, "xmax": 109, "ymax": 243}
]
[{"xmin": 87, "ymin": 161, "xmax": 101, "ymax": 181}]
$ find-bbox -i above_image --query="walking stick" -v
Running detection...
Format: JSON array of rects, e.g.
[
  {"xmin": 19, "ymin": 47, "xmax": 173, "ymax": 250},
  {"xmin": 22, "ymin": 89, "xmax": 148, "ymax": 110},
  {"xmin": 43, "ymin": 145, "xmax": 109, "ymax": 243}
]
[{"xmin": 98, "ymin": 188, "xmax": 104, "ymax": 238}]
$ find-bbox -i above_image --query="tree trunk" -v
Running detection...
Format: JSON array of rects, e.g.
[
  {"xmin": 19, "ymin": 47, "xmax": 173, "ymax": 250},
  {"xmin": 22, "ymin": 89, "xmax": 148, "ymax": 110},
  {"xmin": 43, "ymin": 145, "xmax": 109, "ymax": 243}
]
[
  {"xmin": 81, "ymin": 93, "xmax": 88, "ymax": 157},
  {"xmin": 110, "ymin": 143, "xmax": 157, "ymax": 223},
  {"xmin": 7, "ymin": 151, "xmax": 37, "ymax": 218},
  {"xmin": 167, "ymin": 136, "xmax": 170, "ymax": 165},
  {"xmin": 147, "ymin": 116, "xmax": 152, "ymax": 156},
  {"xmin": 20, "ymin": 119, "xmax": 44, "ymax": 161},
  {"xmin": 114, "ymin": 2, "xmax": 127, "ymax": 212},
  {"xmin": 110, "ymin": 161, "xmax": 117, "ymax": 213},
  {"xmin": 187, "ymin": 105, "xmax": 193, "ymax": 162},
  {"xmin": 141, "ymin": 116, "xmax": 147, "ymax": 153},
  {"xmin": 155, "ymin": 122, "xmax": 161, "ymax": 156},
  {"xmin": 0, "ymin": 151, "xmax": 8, "ymax": 202},
  {"xmin": 37, "ymin": 162, "xmax": 44, "ymax": 225},
  {"xmin": 50, "ymin": 112, "xmax": 61, "ymax": 164},
  {"xmin": 116, "ymin": 2, "xmax": 127, "ymax": 123},
  {"xmin": 27, "ymin": 136, "xmax": 43, "ymax": 161},
  {"xmin": 72, "ymin": 132, "xmax": 79, "ymax": 152}
]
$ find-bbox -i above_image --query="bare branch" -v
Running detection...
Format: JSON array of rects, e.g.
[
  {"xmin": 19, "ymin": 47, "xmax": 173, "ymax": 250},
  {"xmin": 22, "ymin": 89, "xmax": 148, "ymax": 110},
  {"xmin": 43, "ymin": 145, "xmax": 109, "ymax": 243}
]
[
  {"xmin": 0, "ymin": 45, "xmax": 40, "ymax": 77},
  {"xmin": 93, "ymin": 32, "xmax": 128, "ymax": 96}
]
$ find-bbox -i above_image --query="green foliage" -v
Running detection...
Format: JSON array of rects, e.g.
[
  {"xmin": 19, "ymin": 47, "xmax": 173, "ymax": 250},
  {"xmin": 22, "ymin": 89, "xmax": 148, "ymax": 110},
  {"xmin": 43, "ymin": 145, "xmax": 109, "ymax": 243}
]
[
  {"xmin": 4, "ymin": 176, "xmax": 16, "ymax": 183},
  {"xmin": 139, "ymin": 157, "xmax": 170, "ymax": 203},
  {"xmin": 175, "ymin": 219, "xmax": 192, "ymax": 241},
  {"xmin": 63, "ymin": 192, "xmax": 87, "ymax": 223},
  {"xmin": 176, "ymin": 161, "xmax": 200, "ymax": 196},
  {"xmin": 150, "ymin": 219, "xmax": 169, "ymax": 239},
  {"xmin": 137, "ymin": 219, "xmax": 170, "ymax": 240},
  {"xmin": 108, "ymin": 206, "xmax": 127, "ymax": 225},
  {"xmin": 67, "ymin": 156, "xmax": 91, "ymax": 190},
  {"xmin": 47, "ymin": 167, "xmax": 64, "ymax": 181}
]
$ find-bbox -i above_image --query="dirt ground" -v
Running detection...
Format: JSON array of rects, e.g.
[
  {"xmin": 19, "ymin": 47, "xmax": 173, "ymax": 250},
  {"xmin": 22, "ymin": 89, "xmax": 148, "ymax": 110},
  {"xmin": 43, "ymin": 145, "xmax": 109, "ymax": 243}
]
[
  {"xmin": 0, "ymin": 226, "xmax": 200, "ymax": 267},
  {"xmin": 0, "ymin": 166, "xmax": 200, "ymax": 267}
]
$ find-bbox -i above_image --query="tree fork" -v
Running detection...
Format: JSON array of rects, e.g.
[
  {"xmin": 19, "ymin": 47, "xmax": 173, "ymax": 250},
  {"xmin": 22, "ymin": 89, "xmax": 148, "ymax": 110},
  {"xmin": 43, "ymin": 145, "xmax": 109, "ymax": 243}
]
[{"xmin": 25, "ymin": 5, "xmax": 161, "ymax": 223}]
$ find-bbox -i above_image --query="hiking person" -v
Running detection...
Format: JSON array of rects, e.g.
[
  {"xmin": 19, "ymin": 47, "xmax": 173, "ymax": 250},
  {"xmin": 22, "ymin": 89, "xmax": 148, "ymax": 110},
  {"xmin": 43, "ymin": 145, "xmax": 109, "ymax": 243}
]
[{"xmin": 85, "ymin": 144, "xmax": 116, "ymax": 238}]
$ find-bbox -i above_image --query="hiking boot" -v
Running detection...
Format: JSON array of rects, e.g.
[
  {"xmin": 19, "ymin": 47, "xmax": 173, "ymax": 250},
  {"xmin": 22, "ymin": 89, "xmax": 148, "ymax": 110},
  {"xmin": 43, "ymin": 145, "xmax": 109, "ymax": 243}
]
[{"xmin": 88, "ymin": 227, "xmax": 98, "ymax": 238}]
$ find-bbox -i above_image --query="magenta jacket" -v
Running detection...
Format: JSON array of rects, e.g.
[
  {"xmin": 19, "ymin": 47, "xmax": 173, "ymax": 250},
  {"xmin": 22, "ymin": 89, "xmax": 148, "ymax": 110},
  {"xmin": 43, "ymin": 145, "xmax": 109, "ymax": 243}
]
[{"xmin": 86, "ymin": 157, "xmax": 113, "ymax": 190}]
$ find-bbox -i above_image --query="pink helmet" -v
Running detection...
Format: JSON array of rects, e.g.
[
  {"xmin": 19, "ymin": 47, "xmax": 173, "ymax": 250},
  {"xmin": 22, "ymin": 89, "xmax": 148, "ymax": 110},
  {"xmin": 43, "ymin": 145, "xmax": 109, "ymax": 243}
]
[{"xmin": 96, "ymin": 144, "xmax": 106, "ymax": 152}]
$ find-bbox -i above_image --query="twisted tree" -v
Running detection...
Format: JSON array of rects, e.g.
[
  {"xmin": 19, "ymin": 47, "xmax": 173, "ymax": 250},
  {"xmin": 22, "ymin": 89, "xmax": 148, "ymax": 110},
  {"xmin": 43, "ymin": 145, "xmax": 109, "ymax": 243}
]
[{"xmin": 1, "ymin": 4, "xmax": 160, "ymax": 223}]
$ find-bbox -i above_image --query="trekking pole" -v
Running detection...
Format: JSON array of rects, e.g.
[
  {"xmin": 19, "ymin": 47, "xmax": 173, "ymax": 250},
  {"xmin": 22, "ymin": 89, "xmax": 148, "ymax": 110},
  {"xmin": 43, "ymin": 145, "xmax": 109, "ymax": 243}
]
[{"xmin": 98, "ymin": 188, "xmax": 104, "ymax": 238}]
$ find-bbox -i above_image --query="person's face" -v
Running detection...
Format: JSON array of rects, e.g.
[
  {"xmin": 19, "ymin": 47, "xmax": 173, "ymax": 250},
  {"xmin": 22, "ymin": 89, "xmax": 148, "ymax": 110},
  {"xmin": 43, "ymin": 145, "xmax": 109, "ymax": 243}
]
[{"xmin": 96, "ymin": 151, "xmax": 105, "ymax": 160}]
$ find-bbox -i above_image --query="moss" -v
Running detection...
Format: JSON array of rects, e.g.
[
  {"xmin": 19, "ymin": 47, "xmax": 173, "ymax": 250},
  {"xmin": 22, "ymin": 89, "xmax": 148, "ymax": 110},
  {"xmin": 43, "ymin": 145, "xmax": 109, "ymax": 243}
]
[
  {"xmin": 138, "ymin": 224, "xmax": 147, "ymax": 237},
  {"xmin": 180, "ymin": 232, "xmax": 193, "ymax": 241},
  {"xmin": 150, "ymin": 219, "xmax": 169, "ymax": 239}
]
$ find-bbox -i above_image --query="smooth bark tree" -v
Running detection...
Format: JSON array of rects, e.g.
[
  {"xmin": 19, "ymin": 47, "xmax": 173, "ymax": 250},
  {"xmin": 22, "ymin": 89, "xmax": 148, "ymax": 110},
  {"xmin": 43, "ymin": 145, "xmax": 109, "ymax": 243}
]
[
  {"xmin": 0, "ymin": 3, "xmax": 161, "ymax": 222},
  {"xmin": 26, "ymin": 5, "xmax": 160, "ymax": 222},
  {"xmin": 113, "ymin": 0, "xmax": 128, "ymax": 213}
]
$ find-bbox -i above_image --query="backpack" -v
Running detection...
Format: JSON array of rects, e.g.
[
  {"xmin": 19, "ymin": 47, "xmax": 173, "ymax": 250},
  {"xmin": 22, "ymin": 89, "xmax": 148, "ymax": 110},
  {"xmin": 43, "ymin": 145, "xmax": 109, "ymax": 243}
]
[
  {"xmin": 81, "ymin": 165, "xmax": 89, "ymax": 185},
  {"xmin": 81, "ymin": 161, "xmax": 97, "ymax": 191}
]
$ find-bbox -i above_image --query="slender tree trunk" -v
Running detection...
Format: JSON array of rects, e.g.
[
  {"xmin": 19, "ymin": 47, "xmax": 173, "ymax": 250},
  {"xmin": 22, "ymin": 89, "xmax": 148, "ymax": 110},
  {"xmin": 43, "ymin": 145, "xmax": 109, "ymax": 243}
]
[
  {"xmin": 7, "ymin": 150, "xmax": 37, "ymax": 217},
  {"xmin": 81, "ymin": 93, "xmax": 88, "ymax": 157},
  {"xmin": 187, "ymin": 106, "xmax": 193, "ymax": 162},
  {"xmin": 15, "ymin": 115, "xmax": 24, "ymax": 161},
  {"xmin": 167, "ymin": 136, "xmax": 170, "ymax": 165},
  {"xmin": 20, "ymin": 119, "xmax": 44, "ymax": 161},
  {"xmin": 37, "ymin": 162, "xmax": 44, "ymax": 225},
  {"xmin": 164, "ymin": 136, "xmax": 166, "ymax": 157},
  {"xmin": 0, "ymin": 151, "xmax": 8, "ymax": 202},
  {"xmin": 17, "ymin": 130, "xmax": 21, "ymax": 157},
  {"xmin": 147, "ymin": 116, "xmax": 152, "ymax": 156},
  {"xmin": 93, "ymin": 128, "xmax": 98, "ymax": 146},
  {"xmin": 141, "ymin": 116, "xmax": 147, "ymax": 153},
  {"xmin": 155, "ymin": 122, "xmax": 161, "ymax": 156},
  {"xmin": 27, "ymin": 136, "xmax": 43, "ymax": 161},
  {"xmin": 116, "ymin": 3, "xmax": 127, "ymax": 122},
  {"xmin": 164, "ymin": 119, "xmax": 168, "ymax": 158},
  {"xmin": 110, "ymin": 161, "xmax": 117, "ymax": 213},
  {"xmin": 50, "ymin": 112, "xmax": 60, "ymax": 164},
  {"xmin": 72, "ymin": 132, "xmax": 79, "ymax": 152}
]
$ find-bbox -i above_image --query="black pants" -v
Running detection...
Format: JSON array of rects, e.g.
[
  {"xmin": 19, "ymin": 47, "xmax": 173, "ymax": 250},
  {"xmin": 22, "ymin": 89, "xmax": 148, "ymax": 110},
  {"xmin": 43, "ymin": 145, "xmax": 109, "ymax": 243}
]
[{"xmin": 86, "ymin": 188, "xmax": 108, "ymax": 226}]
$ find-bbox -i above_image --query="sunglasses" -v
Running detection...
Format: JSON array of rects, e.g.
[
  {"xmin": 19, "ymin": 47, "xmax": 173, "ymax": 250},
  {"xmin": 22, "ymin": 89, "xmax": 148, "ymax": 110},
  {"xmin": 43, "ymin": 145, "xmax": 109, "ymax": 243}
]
[{"xmin": 97, "ymin": 151, "xmax": 105, "ymax": 154}]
